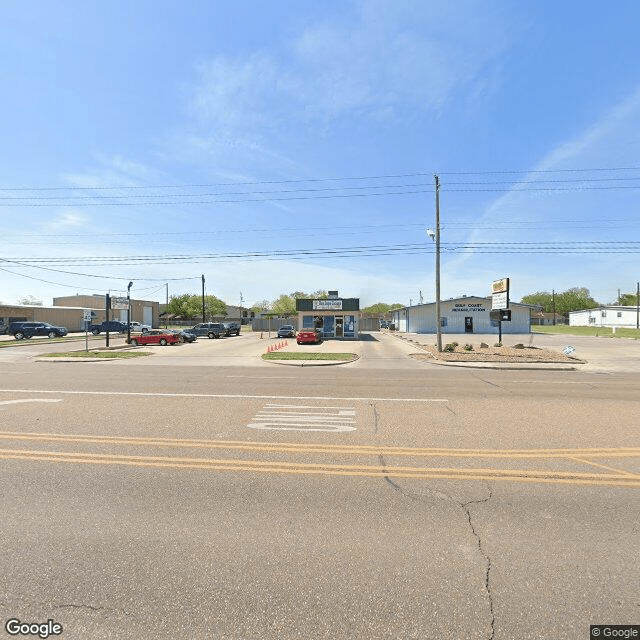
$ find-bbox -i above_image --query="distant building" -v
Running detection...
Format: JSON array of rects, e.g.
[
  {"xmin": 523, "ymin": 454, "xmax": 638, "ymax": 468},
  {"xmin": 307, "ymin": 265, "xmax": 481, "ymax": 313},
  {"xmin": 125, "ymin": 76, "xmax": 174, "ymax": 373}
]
[
  {"xmin": 53, "ymin": 294, "xmax": 160, "ymax": 328},
  {"xmin": 391, "ymin": 296, "xmax": 532, "ymax": 334},
  {"xmin": 296, "ymin": 291, "xmax": 360, "ymax": 339},
  {"xmin": 570, "ymin": 306, "xmax": 640, "ymax": 328}
]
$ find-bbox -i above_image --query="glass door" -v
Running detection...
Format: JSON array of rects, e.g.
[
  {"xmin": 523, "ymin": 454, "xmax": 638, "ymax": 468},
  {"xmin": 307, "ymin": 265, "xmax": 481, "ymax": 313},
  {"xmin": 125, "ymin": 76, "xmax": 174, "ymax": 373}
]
[{"xmin": 335, "ymin": 316, "xmax": 343, "ymax": 337}]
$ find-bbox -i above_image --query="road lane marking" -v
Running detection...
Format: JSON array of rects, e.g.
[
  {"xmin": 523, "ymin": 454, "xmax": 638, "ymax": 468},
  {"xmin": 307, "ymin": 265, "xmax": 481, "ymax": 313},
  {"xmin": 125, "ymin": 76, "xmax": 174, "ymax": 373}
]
[
  {"xmin": 568, "ymin": 456, "xmax": 640, "ymax": 479},
  {"xmin": 0, "ymin": 389, "xmax": 448, "ymax": 403},
  {"xmin": 247, "ymin": 403, "xmax": 357, "ymax": 432},
  {"xmin": 0, "ymin": 399, "xmax": 62, "ymax": 406},
  {"xmin": 0, "ymin": 431, "xmax": 639, "ymax": 459},
  {"xmin": 0, "ymin": 447, "xmax": 638, "ymax": 487}
]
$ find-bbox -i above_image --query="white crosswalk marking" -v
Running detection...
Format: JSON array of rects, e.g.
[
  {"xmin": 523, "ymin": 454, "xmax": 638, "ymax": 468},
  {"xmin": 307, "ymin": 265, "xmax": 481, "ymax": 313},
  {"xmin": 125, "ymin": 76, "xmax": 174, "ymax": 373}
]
[{"xmin": 247, "ymin": 403, "xmax": 357, "ymax": 432}]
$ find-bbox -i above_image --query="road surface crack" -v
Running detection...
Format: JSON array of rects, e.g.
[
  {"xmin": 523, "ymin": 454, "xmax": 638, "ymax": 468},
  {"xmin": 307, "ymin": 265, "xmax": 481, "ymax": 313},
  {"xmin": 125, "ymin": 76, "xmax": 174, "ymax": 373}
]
[{"xmin": 462, "ymin": 488, "xmax": 495, "ymax": 640}]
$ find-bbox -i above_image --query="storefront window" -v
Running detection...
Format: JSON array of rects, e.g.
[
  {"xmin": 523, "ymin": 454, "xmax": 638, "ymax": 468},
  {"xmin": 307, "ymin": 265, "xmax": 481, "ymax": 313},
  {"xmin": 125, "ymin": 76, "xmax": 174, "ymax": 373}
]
[
  {"xmin": 344, "ymin": 315, "xmax": 355, "ymax": 337},
  {"xmin": 323, "ymin": 316, "xmax": 334, "ymax": 337},
  {"xmin": 302, "ymin": 315, "xmax": 314, "ymax": 328}
]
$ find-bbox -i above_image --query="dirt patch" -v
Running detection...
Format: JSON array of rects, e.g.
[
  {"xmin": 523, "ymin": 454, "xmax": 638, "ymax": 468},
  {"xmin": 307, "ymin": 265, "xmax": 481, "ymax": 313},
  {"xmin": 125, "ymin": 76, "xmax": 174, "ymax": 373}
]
[{"xmin": 406, "ymin": 342, "xmax": 584, "ymax": 363}]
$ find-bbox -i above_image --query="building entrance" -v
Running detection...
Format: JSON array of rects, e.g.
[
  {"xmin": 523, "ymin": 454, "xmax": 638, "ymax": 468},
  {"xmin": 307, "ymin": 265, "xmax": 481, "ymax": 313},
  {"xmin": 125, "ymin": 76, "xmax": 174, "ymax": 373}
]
[
  {"xmin": 335, "ymin": 316, "xmax": 344, "ymax": 337},
  {"xmin": 465, "ymin": 317, "xmax": 473, "ymax": 333}
]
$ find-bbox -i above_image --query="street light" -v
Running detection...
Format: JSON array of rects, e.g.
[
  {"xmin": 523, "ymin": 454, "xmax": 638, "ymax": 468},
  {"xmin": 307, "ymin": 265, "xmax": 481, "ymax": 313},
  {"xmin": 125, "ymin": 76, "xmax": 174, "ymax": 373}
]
[{"xmin": 127, "ymin": 281, "xmax": 133, "ymax": 343}]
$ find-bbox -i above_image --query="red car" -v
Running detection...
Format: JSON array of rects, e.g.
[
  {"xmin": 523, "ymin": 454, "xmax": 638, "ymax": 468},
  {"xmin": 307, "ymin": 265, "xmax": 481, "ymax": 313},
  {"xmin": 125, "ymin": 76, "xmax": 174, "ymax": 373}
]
[
  {"xmin": 127, "ymin": 330, "xmax": 181, "ymax": 346},
  {"xmin": 296, "ymin": 328, "xmax": 323, "ymax": 345}
]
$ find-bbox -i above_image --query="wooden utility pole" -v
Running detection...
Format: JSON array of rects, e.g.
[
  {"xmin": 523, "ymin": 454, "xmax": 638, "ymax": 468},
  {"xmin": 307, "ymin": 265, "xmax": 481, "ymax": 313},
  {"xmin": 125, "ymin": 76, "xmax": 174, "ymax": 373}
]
[
  {"xmin": 201, "ymin": 275, "xmax": 206, "ymax": 322},
  {"xmin": 434, "ymin": 175, "xmax": 442, "ymax": 352}
]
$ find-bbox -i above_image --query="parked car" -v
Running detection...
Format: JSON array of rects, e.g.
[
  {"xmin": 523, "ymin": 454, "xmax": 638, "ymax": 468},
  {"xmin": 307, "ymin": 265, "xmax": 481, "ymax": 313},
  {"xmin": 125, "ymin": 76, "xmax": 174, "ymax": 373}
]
[
  {"xmin": 0, "ymin": 323, "xmax": 7, "ymax": 335},
  {"xmin": 178, "ymin": 329, "xmax": 197, "ymax": 343},
  {"xmin": 88, "ymin": 321, "xmax": 129, "ymax": 335},
  {"xmin": 223, "ymin": 322, "xmax": 241, "ymax": 336},
  {"xmin": 277, "ymin": 325, "xmax": 296, "ymax": 338},
  {"xmin": 8, "ymin": 322, "xmax": 68, "ymax": 340},
  {"xmin": 128, "ymin": 321, "xmax": 151, "ymax": 333},
  {"xmin": 188, "ymin": 322, "xmax": 226, "ymax": 339},
  {"xmin": 296, "ymin": 328, "xmax": 322, "ymax": 345},
  {"xmin": 126, "ymin": 330, "xmax": 181, "ymax": 346}
]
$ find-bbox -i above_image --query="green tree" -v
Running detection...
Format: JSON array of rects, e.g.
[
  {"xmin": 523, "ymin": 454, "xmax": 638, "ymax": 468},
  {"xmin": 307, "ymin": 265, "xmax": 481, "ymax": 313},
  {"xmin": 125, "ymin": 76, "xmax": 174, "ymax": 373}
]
[
  {"xmin": 166, "ymin": 294, "xmax": 226, "ymax": 319},
  {"xmin": 555, "ymin": 287, "xmax": 598, "ymax": 315},
  {"xmin": 251, "ymin": 300, "xmax": 271, "ymax": 313},
  {"xmin": 520, "ymin": 292, "xmax": 553, "ymax": 312},
  {"xmin": 618, "ymin": 292, "xmax": 639, "ymax": 306},
  {"xmin": 521, "ymin": 288, "xmax": 599, "ymax": 314},
  {"xmin": 272, "ymin": 294, "xmax": 297, "ymax": 315}
]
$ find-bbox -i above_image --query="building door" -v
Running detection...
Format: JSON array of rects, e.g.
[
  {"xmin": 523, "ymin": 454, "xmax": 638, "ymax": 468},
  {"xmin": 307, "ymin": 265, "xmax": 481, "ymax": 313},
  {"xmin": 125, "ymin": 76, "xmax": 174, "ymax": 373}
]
[
  {"xmin": 465, "ymin": 317, "xmax": 473, "ymax": 333},
  {"xmin": 335, "ymin": 316, "xmax": 344, "ymax": 337}
]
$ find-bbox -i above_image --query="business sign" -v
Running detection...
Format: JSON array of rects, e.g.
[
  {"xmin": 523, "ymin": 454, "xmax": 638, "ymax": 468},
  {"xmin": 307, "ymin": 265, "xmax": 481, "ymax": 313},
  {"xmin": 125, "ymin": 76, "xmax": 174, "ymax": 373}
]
[
  {"xmin": 492, "ymin": 291, "xmax": 509, "ymax": 310},
  {"xmin": 491, "ymin": 277, "xmax": 510, "ymax": 310},
  {"xmin": 111, "ymin": 296, "xmax": 129, "ymax": 310},
  {"xmin": 83, "ymin": 309, "xmax": 93, "ymax": 321},
  {"xmin": 490, "ymin": 309, "xmax": 511, "ymax": 322},
  {"xmin": 492, "ymin": 278, "xmax": 509, "ymax": 294},
  {"xmin": 313, "ymin": 299, "xmax": 342, "ymax": 311}
]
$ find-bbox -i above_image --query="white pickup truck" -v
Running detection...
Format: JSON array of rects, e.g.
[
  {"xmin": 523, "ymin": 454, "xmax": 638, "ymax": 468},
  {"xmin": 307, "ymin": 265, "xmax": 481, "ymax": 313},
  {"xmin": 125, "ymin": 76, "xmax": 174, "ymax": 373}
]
[{"xmin": 128, "ymin": 321, "xmax": 151, "ymax": 333}]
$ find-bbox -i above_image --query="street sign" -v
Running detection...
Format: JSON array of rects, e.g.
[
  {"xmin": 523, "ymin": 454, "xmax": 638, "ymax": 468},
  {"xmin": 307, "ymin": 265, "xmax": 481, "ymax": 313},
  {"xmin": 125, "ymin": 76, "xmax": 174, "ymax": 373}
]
[{"xmin": 111, "ymin": 296, "xmax": 129, "ymax": 310}]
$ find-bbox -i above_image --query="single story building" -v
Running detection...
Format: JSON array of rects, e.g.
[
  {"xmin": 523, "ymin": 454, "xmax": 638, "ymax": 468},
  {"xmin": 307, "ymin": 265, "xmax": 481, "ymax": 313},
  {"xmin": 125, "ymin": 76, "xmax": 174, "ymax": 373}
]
[
  {"xmin": 391, "ymin": 296, "xmax": 532, "ymax": 334},
  {"xmin": 296, "ymin": 291, "xmax": 360, "ymax": 339},
  {"xmin": 54, "ymin": 294, "xmax": 160, "ymax": 328},
  {"xmin": 569, "ymin": 306, "xmax": 640, "ymax": 328},
  {"xmin": 531, "ymin": 312, "xmax": 566, "ymax": 326}
]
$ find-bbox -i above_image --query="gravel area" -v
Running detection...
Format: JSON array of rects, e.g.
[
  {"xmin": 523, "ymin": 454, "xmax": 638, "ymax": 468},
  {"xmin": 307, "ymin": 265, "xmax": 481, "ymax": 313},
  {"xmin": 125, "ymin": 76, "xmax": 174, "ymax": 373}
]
[{"xmin": 396, "ymin": 336, "xmax": 584, "ymax": 363}]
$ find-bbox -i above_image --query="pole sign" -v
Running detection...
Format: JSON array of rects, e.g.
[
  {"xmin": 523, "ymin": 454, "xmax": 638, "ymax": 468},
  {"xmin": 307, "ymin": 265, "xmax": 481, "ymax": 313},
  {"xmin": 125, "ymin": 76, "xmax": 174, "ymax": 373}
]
[
  {"xmin": 111, "ymin": 296, "xmax": 129, "ymax": 310},
  {"xmin": 491, "ymin": 278, "xmax": 510, "ymax": 310}
]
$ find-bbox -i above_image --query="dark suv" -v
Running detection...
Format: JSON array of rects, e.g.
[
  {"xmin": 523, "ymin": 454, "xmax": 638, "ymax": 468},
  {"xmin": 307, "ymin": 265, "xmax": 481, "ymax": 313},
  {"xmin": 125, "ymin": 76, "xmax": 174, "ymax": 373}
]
[
  {"xmin": 8, "ymin": 322, "xmax": 68, "ymax": 340},
  {"xmin": 189, "ymin": 322, "xmax": 226, "ymax": 339},
  {"xmin": 223, "ymin": 322, "xmax": 241, "ymax": 336}
]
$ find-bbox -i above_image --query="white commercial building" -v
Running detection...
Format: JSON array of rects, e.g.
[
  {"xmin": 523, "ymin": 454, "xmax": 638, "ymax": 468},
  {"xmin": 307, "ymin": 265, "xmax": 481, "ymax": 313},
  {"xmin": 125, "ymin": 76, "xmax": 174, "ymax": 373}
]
[
  {"xmin": 569, "ymin": 306, "xmax": 640, "ymax": 328},
  {"xmin": 391, "ymin": 296, "xmax": 531, "ymax": 334}
]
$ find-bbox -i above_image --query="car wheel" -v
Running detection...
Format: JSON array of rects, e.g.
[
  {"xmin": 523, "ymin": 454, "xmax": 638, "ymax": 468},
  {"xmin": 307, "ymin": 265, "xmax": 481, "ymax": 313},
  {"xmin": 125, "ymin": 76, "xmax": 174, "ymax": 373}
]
[
  {"xmin": 48, "ymin": 331, "xmax": 57, "ymax": 338},
  {"xmin": 208, "ymin": 332, "xmax": 215, "ymax": 339},
  {"xmin": 160, "ymin": 338, "xmax": 168, "ymax": 346},
  {"xmin": 92, "ymin": 330, "xmax": 100, "ymax": 335},
  {"xmin": 130, "ymin": 338, "xmax": 139, "ymax": 346},
  {"xmin": 14, "ymin": 332, "xmax": 24, "ymax": 340},
  {"xmin": 142, "ymin": 328, "xmax": 148, "ymax": 333}
]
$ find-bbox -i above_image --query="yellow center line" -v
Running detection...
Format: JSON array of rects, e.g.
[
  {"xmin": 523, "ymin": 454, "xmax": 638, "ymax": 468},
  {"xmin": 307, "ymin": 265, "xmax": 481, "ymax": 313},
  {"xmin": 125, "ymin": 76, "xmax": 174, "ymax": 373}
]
[
  {"xmin": 0, "ymin": 431, "xmax": 638, "ymax": 459},
  {"xmin": 568, "ymin": 456, "xmax": 640, "ymax": 479},
  {"xmin": 1, "ymin": 448, "xmax": 639, "ymax": 488}
]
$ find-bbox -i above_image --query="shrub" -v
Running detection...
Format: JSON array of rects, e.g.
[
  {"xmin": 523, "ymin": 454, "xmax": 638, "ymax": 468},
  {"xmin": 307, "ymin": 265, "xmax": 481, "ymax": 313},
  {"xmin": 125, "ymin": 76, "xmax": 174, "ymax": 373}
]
[
  {"xmin": 494, "ymin": 342, "xmax": 502, "ymax": 347},
  {"xmin": 463, "ymin": 344, "xmax": 473, "ymax": 351},
  {"xmin": 444, "ymin": 343, "xmax": 457, "ymax": 352}
]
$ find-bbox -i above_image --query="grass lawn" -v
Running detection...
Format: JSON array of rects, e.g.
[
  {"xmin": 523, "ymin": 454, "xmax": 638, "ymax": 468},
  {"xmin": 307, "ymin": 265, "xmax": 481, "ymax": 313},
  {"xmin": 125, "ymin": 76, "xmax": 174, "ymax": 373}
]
[
  {"xmin": 43, "ymin": 351, "xmax": 151, "ymax": 358},
  {"xmin": 262, "ymin": 352, "xmax": 355, "ymax": 361},
  {"xmin": 533, "ymin": 325, "xmax": 640, "ymax": 339}
]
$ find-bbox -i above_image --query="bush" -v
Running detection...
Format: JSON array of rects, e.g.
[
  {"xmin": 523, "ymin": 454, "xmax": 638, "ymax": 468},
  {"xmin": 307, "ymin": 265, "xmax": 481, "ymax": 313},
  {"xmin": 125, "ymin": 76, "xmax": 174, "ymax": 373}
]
[
  {"xmin": 444, "ymin": 343, "xmax": 457, "ymax": 352},
  {"xmin": 494, "ymin": 342, "xmax": 502, "ymax": 347},
  {"xmin": 463, "ymin": 344, "xmax": 473, "ymax": 351}
]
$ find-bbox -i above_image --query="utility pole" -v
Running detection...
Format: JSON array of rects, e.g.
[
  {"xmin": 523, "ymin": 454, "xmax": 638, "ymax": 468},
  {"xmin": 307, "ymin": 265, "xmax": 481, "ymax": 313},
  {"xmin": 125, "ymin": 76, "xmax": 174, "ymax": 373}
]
[
  {"xmin": 552, "ymin": 289, "xmax": 556, "ymax": 325},
  {"xmin": 127, "ymin": 281, "xmax": 133, "ymax": 344},
  {"xmin": 165, "ymin": 283, "xmax": 169, "ymax": 329},
  {"xmin": 201, "ymin": 274, "xmax": 206, "ymax": 322},
  {"xmin": 434, "ymin": 174, "xmax": 442, "ymax": 352},
  {"xmin": 636, "ymin": 281, "xmax": 639, "ymax": 330}
]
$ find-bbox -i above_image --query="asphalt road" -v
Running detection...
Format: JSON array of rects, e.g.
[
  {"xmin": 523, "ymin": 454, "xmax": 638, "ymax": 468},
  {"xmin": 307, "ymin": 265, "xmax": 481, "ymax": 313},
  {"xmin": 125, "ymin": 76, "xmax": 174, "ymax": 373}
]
[{"xmin": 0, "ymin": 332, "xmax": 638, "ymax": 639}]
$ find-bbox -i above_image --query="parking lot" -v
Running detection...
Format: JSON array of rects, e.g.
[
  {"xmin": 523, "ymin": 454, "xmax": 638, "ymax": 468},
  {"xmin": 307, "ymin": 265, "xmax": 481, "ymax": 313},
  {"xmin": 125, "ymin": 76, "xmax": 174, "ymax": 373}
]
[{"xmin": 2, "ymin": 328, "xmax": 640, "ymax": 373}]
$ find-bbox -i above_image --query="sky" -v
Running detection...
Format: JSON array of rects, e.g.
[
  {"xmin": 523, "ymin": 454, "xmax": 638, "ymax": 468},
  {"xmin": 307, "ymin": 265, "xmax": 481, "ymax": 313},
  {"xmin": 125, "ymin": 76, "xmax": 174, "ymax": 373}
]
[{"xmin": 1, "ymin": 0, "xmax": 640, "ymax": 310}]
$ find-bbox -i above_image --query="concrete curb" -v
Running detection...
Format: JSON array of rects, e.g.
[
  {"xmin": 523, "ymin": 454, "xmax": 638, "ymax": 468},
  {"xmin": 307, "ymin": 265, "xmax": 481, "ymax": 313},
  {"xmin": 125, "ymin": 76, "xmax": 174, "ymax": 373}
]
[{"xmin": 261, "ymin": 354, "xmax": 359, "ymax": 367}]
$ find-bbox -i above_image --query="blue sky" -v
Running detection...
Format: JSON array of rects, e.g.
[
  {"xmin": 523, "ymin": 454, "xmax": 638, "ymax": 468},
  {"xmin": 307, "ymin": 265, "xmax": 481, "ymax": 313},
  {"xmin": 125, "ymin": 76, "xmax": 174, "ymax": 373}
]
[{"xmin": 2, "ymin": 0, "xmax": 640, "ymax": 309}]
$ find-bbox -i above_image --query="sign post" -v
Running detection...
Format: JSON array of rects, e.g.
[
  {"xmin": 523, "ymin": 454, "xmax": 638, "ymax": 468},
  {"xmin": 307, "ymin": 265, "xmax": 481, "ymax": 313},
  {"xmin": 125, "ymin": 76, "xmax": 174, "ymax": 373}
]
[
  {"xmin": 491, "ymin": 278, "xmax": 510, "ymax": 343},
  {"xmin": 83, "ymin": 310, "xmax": 92, "ymax": 352}
]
